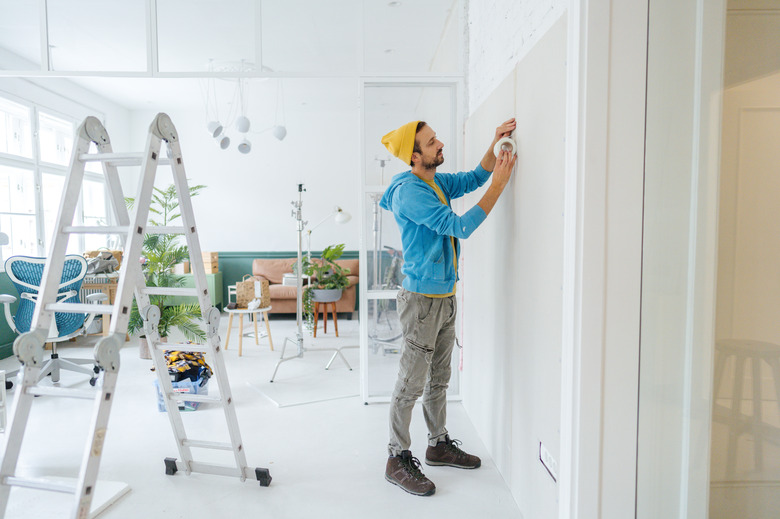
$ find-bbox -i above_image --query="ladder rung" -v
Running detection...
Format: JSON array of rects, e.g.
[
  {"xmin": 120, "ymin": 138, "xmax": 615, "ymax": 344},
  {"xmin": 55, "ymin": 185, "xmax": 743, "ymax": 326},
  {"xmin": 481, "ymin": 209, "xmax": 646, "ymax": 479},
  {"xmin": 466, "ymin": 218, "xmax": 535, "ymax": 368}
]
[
  {"xmin": 188, "ymin": 461, "xmax": 244, "ymax": 479},
  {"xmin": 181, "ymin": 439, "xmax": 234, "ymax": 451},
  {"xmin": 46, "ymin": 303, "xmax": 110, "ymax": 314},
  {"xmin": 166, "ymin": 393, "xmax": 220, "ymax": 404},
  {"xmin": 79, "ymin": 152, "xmax": 172, "ymax": 166},
  {"xmin": 62, "ymin": 225, "xmax": 130, "ymax": 234},
  {"xmin": 141, "ymin": 287, "xmax": 199, "ymax": 297},
  {"xmin": 4, "ymin": 476, "xmax": 76, "ymax": 494},
  {"xmin": 26, "ymin": 386, "xmax": 96, "ymax": 400},
  {"xmin": 154, "ymin": 342, "xmax": 211, "ymax": 353},
  {"xmin": 146, "ymin": 226, "xmax": 187, "ymax": 234}
]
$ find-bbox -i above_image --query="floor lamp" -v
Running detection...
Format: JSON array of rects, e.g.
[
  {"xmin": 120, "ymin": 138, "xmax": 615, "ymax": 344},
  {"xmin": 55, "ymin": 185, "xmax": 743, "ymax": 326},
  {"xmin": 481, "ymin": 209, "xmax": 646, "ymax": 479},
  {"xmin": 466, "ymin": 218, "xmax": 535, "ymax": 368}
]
[{"xmin": 269, "ymin": 184, "xmax": 354, "ymax": 382}]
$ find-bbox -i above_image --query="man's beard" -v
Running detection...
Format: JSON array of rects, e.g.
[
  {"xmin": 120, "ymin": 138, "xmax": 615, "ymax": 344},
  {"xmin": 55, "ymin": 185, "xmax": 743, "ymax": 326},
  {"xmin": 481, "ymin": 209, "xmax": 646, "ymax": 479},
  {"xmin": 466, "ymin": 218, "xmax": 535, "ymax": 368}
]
[{"xmin": 422, "ymin": 152, "xmax": 444, "ymax": 170}]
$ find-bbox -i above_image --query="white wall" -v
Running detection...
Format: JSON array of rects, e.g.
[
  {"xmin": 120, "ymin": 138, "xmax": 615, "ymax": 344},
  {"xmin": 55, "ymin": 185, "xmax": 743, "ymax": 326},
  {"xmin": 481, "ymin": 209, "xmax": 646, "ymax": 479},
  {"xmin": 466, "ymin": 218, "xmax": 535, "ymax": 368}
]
[
  {"xmin": 124, "ymin": 87, "xmax": 361, "ymax": 253},
  {"xmin": 461, "ymin": 15, "xmax": 567, "ymax": 518},
  {"xmin": 467, "ymin": 0, "xmax": 566, "ymax": 116},
  {"xmin": 636, "ymin": 0, "xmax": 726, "ymax": 517}
]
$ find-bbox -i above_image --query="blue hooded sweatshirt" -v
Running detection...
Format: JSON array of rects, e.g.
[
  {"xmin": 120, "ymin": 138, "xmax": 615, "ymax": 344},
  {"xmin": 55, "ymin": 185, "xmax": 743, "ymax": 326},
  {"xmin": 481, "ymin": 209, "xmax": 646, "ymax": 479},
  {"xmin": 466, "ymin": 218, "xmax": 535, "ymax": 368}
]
[{"xmin": 379, "ymin": 164, "xmax": 492, "ymax": 295}]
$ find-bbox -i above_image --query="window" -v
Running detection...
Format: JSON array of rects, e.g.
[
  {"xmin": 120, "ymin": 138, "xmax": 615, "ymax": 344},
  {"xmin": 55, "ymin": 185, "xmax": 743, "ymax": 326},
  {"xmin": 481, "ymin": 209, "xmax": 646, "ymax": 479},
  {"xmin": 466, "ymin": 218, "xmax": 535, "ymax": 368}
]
[
  {"xmin": 0, "ymin": 94, "xmax": 110, "ymax": 264},
  {"xmin": 0, "ymin": 97, "xmax": 33, "ymax": 158},
  {"xmin": 82, "ymin": 178, "xmax": 108, "ymax": 252},
  {"xmin": 38, "ymin": 111, "xmax": 74, "ymax": 166},
  {"xmin": 0, "ymin": 164, "xmax": 37, "ymax": 256}
]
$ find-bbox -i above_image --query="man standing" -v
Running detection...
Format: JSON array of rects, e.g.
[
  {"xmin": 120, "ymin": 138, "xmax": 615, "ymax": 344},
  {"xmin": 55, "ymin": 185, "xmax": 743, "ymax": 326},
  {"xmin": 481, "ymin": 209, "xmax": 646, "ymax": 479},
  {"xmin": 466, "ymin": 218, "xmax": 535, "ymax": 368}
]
[{"xmin": 380, "ymin": 119, "xmax": 517, "ymax": 496}]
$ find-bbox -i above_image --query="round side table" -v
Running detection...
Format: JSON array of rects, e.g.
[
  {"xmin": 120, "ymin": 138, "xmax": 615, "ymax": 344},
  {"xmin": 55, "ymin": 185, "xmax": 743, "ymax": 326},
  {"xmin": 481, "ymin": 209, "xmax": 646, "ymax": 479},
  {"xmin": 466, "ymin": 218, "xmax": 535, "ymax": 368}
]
[{"xmin": 224, "ymin": 306, "xmax": 273, "ymax": 356}]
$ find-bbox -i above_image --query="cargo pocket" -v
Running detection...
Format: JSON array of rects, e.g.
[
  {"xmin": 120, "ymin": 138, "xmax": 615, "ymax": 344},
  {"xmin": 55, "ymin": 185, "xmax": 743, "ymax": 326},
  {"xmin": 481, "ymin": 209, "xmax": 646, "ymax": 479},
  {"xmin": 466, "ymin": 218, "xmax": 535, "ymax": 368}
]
[{"xmin": 416, "ymin": 295, "xmax": 435, "ymax": 322}]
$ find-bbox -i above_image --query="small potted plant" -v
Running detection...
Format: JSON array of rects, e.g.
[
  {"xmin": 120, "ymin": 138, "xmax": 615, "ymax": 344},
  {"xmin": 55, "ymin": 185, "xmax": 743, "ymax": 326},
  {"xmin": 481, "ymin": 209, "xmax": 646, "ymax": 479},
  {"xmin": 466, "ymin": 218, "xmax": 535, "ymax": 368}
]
[
  {"xmin": 126, "ymin": 184, "xmax": 207, "ymax": 356},
  {"xmin": 296, "ymin": 244, "xmax": 351, "ymax": 330}
]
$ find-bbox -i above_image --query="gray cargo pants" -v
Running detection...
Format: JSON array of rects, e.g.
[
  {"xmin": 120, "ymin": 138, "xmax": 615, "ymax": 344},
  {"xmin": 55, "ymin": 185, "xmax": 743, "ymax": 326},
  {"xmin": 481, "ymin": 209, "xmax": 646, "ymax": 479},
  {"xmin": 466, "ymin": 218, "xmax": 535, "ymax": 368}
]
[{"xmin": 388, "ymin": 288, "xmax": 457, "ymax": 456}]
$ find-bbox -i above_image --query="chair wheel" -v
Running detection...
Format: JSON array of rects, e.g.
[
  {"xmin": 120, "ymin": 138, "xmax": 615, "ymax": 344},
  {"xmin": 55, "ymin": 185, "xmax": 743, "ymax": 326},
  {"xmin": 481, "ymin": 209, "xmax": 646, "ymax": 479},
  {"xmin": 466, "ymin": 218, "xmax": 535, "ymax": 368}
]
[
  {"xmin": 93, "ymin": 365, "xmax": 100, "ymax": 374},
  {"xmin": 5, "ymin": 380, "xmax": 13, "ymax": 391},
  {"xmin": 89, "ymin": 377, "xmax": 97, "ymax": 386}
]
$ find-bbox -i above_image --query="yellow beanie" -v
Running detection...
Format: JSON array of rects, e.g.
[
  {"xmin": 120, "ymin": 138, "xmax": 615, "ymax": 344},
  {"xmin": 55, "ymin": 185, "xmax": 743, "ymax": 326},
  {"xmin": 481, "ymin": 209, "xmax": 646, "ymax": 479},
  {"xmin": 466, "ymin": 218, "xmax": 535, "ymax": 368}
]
[{"xmin": 381, "ymin": 121, "xmax": 420, "ymax": 165}]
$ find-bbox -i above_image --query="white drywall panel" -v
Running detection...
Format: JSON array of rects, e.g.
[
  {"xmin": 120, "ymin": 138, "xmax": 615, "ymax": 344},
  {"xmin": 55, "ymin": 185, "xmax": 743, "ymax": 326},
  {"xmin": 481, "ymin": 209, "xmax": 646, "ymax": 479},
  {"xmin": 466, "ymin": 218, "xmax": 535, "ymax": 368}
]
[{"xmin": 461, "ymin": 15, "xmax": 567, "ymax": 517}]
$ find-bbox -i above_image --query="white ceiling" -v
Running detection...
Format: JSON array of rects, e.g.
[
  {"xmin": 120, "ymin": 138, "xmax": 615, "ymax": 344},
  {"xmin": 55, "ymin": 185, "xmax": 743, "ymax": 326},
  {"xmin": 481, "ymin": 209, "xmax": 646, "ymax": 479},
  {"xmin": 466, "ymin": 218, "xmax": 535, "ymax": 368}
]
[{"xmin": 0, "ymin": 0, "xmax": 461, "ymax": 111}]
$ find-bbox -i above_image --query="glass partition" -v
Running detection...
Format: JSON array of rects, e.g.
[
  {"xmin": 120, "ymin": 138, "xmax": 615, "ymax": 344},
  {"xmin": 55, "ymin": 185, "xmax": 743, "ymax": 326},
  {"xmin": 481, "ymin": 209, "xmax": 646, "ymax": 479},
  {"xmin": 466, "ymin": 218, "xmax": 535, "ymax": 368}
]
[
  {"xmin": 46, "ymin": 0, "xmax": 146, "ymax": 71},
  {"xmin": 157, "ymin": 0, "xmax": 258, "ymax": 72},
  {"xmin": 360, "ymin": 81, "xmax": 459, "ymax": 402},
  {"xmin": 0, "ymin": 0, "xmax": 40, "ymax": 70}
]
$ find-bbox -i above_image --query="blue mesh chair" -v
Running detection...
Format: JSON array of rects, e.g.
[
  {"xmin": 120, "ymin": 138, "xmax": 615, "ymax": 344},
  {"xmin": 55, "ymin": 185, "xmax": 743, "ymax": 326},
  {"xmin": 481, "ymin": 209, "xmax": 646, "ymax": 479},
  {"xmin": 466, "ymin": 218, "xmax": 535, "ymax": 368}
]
[{"xmin": 0, "ymin": 255, "xmax": 107, "ymax": 387}]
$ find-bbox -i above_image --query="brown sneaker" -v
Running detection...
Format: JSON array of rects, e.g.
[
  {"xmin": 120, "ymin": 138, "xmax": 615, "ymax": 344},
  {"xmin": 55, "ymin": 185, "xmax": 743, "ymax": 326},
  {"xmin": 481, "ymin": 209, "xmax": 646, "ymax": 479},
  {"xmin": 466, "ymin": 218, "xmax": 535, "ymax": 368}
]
[
  {"xmin": 425, "ymin": 435, "xmax": 481, "ymax": 469},
  {"xmin": 385, "ymin": 450, "xmax": 436, "ymax": 496}
]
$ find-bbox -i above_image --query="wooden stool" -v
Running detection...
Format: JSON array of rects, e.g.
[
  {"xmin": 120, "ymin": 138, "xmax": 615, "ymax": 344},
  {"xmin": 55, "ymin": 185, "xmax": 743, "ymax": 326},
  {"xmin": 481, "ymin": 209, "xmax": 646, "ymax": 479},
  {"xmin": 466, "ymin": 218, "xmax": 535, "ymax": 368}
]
[
  {"xmin": 313, "ymin": 301, "xmax": 338, "ymax": 338},
  {"xmin": 224, "ymin": 306, "xmax": 274, "ymax": 356}
]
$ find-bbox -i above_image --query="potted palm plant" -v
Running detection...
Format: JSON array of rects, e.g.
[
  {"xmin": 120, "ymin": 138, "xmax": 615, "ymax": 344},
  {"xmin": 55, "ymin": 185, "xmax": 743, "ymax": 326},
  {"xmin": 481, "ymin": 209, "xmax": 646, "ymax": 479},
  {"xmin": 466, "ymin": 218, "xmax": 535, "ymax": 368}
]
[
  {"xmin": 126, "ymin": 184, "xmax": 207, "ymax": 357},
  {"xmin": 295, "ymin": 244, "xmax": 351, "ymax": 331}
]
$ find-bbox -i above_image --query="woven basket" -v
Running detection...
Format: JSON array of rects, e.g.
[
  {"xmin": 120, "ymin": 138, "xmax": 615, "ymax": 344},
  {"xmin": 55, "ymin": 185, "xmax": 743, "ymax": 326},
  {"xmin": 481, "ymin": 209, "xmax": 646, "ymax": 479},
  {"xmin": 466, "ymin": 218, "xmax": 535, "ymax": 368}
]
[
  {"xmin": 236, "ymin": 275, "xmax": 255, "ymax": 308},
  {"xmin": 236, "ymin": 275, "xmax": 271, "ymax": 309}
]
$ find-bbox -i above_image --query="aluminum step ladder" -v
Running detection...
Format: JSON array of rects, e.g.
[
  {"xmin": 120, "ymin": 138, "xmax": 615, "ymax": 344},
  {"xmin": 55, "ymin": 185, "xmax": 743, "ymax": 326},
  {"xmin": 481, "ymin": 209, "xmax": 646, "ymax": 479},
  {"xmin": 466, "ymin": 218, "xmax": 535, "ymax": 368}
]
[{"xmin": 0, "ymin": 114, "xmax": 270, "ymax": 519}]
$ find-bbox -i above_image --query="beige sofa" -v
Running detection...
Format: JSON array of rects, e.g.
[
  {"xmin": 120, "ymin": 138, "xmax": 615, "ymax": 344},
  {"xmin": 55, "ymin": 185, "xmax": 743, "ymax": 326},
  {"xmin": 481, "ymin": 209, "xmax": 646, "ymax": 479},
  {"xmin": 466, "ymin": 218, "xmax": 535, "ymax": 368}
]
[{"xmin": 251, "ymin": 257, "xmax": 359, "ymax": 315}]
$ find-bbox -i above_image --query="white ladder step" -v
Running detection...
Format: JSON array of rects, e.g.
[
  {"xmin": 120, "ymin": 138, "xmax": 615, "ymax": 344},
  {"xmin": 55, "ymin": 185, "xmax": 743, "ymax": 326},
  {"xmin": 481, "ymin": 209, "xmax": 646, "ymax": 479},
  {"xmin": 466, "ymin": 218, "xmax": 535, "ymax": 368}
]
[
  {"xmin": 141, "ymin": 287, "xmax": 199, "ymax": 297},
  {"xmin": 26, "ymin": 386, "xmax": 96, "ymax": 400},
  {"xmin": 79, "ymin": 152, "xmax": 173, "ymax": 166},
  {"xmin": 46, "ymin": 303, "xmax": 111, "ymax": 314},
  {"xmin": 166, "ymin": 393, "xmax": 220, "ymax": 404},
  {"xmin": 154, "ymin": 342, "xmax": 211, "ymax": 353},
  {"xmin": 146, "ymin": 226, "xmax": 188, "ymax": 234},
  {"xmin": 181, "ymin": 439, "xmax": 234, "ymax": 451},
  {"xmin": 4, "ymin": 476, "xmax": 76, "ymax": 494},
  {"xmin": 188, "ymin": 461, "xmax": 248, "ymax": 479},
  {"xmin": 62, "ymin": 225, "xmax": 130, "ymax": 234}
]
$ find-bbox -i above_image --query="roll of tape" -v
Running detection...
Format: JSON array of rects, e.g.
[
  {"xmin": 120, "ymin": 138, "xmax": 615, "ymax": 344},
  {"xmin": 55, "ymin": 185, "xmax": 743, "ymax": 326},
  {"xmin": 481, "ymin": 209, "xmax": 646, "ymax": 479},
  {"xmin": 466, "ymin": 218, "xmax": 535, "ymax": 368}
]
[{"xmin": 493, "ymin": 136, "xmax": 516, "ymax": 156}]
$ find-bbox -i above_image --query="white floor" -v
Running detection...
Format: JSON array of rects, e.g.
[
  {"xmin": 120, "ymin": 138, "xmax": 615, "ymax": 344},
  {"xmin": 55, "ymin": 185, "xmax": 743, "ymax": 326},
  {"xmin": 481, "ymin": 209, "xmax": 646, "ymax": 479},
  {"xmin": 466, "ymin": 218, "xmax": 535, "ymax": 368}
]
[{"xmin": 0, "ymin": 314, "xmax": 522, "ymax": 519}]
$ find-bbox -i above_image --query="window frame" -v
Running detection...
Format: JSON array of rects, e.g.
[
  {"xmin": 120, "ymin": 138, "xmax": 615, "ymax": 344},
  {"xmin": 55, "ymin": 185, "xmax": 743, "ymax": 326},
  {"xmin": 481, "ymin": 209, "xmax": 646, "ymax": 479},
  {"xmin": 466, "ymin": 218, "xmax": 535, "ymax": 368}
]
[{"xmin": 0, "ymin": 90, "xmax": 111, "ymax": 264}]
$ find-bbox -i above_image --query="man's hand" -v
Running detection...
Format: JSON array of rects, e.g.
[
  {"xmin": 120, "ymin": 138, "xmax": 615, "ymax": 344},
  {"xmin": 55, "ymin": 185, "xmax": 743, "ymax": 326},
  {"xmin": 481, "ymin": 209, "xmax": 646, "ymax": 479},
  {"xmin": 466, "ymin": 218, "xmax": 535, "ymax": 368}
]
[
  {"xmin": 492, "ymin": 149, "xmax": 516, "ymax": 188},
  {"xmin": 493, "ymin": 118, "xmax": 517, "ymax": 147},
  {"xmin": 482, "ymin": 118, "xmax": 517, "ymax": 172},
  {"xmin": 477, "ymin": 149, "xmax": 517, "ymax": 216}
]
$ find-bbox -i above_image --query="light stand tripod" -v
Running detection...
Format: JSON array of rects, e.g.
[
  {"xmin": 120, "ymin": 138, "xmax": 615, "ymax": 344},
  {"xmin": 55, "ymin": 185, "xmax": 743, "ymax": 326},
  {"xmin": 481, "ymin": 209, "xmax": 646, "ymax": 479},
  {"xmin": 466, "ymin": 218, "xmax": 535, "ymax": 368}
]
[{"xmin": 269, "ymin": 184, "xmax": 353, "ymax": 382}]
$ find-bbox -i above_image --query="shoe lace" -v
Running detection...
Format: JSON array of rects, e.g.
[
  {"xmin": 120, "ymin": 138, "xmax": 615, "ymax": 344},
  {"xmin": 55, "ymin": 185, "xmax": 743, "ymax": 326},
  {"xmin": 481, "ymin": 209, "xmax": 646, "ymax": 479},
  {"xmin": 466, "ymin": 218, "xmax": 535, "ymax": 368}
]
[
  {"xmin": 402, "ymin": 454, "xmax": 426, "ymax": 480},
  {"xmin": 445, "ymin": 437, "xmax": 465, "ymax": 454}
]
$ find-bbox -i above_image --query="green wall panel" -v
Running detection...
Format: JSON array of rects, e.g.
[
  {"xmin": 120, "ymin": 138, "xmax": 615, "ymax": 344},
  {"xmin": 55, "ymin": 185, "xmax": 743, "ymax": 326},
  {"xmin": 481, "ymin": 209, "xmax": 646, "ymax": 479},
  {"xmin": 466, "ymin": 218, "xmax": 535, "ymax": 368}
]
[
  {"xmin": 218, "ymin": 251, "xmax": 359, "ymax": 309},
  {"xmin": 0, "ymin": 250, "xmax": 359, "ymax": 359}
]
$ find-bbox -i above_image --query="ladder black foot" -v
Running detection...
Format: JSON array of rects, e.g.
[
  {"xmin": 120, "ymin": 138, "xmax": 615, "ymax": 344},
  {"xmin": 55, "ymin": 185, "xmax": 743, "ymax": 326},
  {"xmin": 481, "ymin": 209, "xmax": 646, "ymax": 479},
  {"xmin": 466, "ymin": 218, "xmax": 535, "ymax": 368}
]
[
  {"xmin": 255, "ymin": 467, "xmax": 272, "ymax": 487},
  {"xmin": 164, "ymin": 457, "xmax": 178, "ymax": 475}
]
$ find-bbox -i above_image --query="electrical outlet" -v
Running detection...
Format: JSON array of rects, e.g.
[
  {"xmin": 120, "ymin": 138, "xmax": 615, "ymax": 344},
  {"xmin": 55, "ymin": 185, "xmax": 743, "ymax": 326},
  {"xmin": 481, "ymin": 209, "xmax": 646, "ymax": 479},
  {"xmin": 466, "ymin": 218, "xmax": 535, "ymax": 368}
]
[{"xmin": 539, "ymin": 442, "xmax": 558, "ymax": 482}]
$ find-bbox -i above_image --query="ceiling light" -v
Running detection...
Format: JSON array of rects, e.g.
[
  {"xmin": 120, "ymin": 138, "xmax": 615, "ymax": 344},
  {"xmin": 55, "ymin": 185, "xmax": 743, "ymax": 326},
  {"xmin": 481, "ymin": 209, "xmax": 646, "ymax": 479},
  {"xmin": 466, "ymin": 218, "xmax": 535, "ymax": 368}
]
[
  {"xmin": 238, "ymin": 139, "xmax": 252, "ymax": 154},
  {"xmin": 272, "ymin": 125, "xmax": 287, "ymax": 141},
  {"xmin": 217, "ymin": 135, "xmax": 230, "ymax": 149},
  {"xmin": 236, "ymin": 115, "xmax": 250, "ymax": 133},
  {"xmin": 206, "ymin": 121, "xmax": 223, "ymax": 138}
]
